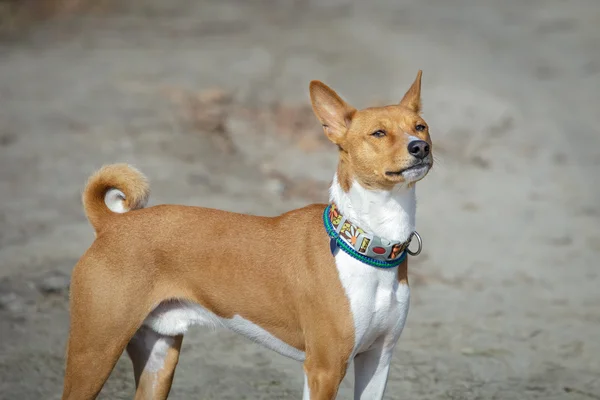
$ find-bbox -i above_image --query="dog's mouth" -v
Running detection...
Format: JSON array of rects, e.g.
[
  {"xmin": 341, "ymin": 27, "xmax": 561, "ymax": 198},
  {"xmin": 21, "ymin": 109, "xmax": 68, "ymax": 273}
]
[{"xmin": 385, "ymin": 162, "xmax": 431, "ymax": 177}]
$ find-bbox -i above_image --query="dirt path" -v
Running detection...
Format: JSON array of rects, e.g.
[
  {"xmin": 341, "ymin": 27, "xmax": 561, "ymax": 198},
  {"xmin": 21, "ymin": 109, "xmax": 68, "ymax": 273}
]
[{"xmin": 1, "ymin": 0, "xmax": 599, "ymax": 398}]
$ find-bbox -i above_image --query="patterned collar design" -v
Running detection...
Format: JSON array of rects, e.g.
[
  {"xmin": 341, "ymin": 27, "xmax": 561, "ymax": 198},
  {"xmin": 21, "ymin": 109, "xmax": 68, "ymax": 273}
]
[{"xmin": 323, "ymin": 203, "xmax": 413, "ymax": 269}]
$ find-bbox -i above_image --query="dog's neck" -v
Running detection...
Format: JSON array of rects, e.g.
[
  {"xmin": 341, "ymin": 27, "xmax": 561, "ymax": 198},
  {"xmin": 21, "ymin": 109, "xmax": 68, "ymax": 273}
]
[{"xmin": 329, "ymin": 173, "xmax": 416, "ymax": 244}]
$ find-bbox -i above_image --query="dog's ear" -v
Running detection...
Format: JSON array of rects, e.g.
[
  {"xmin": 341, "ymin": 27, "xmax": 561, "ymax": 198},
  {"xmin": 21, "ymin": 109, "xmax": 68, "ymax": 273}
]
[
  {"xmin": 400, "ymin": 70, "xmax": 422, "ymax": 114},
  {"xmin": 309, "ymin": 81, "xmax": 356, "ymax": 145}
]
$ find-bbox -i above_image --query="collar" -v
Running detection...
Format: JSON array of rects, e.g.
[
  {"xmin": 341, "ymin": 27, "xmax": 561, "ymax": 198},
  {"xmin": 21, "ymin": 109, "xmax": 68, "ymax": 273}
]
[{"xmin": 323, "ymin": 203, "xmax": 422, "ymax": 269}]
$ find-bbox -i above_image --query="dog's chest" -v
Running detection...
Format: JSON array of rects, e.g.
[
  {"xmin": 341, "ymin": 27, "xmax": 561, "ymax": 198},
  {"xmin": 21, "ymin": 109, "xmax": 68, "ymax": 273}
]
[{"xmin": 334, "ymin": 251, "xmax": 410, "ymax": 355}]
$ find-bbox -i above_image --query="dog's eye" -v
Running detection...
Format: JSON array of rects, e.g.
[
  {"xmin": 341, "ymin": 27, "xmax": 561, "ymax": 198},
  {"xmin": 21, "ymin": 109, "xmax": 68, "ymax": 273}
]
[
  {"xmin": 371, "ymin": 130, "xmax": 386, "ymax": 138},
  {"xmin": 415, "ymin": 124, "xmax": 426, "ymax": 132}
]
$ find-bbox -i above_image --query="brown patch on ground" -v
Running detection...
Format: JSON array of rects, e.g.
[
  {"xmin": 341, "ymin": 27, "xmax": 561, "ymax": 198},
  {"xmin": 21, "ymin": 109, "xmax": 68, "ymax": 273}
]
[
  {"xmin": 268, "ymin": 103, "xmax": 324, "ymax": 148},
  {"xmin": 410, "ymin": 270, "xmax": 466, "ymax": 289},
  {"xmin": 0, "ymin": 0, "xmax": 113, "ymax": 37},
  {"xmin": 461, "ymin": 202, "xmax": 479, "ymax": 212},
  {"xmin": 469, "ymin": 155, "xmax": 491, "ymax": 169},
  {"xmin": 164, "ymin": 87, "xmax": 237, "ymax": 154},
  {"xmin": 164, "ymin": 87, "xmax": 330, "ymax": 154},
  {"xmin": 237, "ymin": 103, "xmax": 327, "ymax": 151},
  {"xmin": 264, "ymin": 171, "xmax": 329, "ymax": 202}
]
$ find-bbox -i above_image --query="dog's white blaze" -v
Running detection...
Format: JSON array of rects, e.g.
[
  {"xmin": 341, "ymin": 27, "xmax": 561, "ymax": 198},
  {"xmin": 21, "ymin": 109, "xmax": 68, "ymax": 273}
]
[
  {"xmin": 330, "ymin": 176, "xmax": 413, "ymax": 398},
  {"xmin": 143, "ymin": 301, "xmax": 305, "ymax": 361},
  {"xmin": 104, "ymin": 188, "xmax": 128, "ymax": 213}
]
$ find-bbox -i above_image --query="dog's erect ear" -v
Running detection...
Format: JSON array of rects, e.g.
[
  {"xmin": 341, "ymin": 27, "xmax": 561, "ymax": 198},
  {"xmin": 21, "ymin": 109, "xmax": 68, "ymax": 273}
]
[
  {"xmin": 309, "ymin": 81, "xmax": 356, "ymax": 145},
  {"xmin": 400, "ymin": 70, "xmax": 422, "ymax": 114}
]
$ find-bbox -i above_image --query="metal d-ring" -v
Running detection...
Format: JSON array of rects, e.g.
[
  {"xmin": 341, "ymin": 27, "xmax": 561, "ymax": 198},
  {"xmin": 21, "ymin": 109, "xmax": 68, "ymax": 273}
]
[{"xmin": 407, "ymin": 231, "xmax": 423, "ymax": 256}]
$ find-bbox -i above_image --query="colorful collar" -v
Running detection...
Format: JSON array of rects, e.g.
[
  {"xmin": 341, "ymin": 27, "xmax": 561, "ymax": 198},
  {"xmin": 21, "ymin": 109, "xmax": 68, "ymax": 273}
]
[{"xmin": 323, "ymin": 203, "xmax": 421, "ymax": 269}]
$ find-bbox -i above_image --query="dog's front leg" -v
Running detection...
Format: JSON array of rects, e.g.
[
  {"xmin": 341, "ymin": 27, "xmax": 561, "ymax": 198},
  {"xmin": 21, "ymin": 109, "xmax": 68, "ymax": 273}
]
[{"xmin": 353, "ymin": 346, "xmax": 394, "ymax": 400}]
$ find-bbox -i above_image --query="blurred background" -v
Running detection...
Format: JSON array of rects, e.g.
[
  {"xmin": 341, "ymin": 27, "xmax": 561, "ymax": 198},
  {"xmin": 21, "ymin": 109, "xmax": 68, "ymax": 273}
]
[{"xmin": 1, "ymin": 0, "xmax": 599, "ymax": 399}]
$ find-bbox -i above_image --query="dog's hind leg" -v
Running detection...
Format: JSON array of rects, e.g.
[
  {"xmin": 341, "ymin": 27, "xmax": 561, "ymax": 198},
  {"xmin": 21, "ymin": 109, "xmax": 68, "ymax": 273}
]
[
  {"xmin": 61, "ymin": 259, "xmax": 155, "ymax": 400},
  {"xmin": 127, "ymin": 326, "xmax": 183, "ymax": 400}
]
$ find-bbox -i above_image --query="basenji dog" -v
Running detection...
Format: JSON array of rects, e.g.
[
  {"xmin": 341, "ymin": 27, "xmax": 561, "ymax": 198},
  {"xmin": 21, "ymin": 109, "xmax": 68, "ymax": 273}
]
[{"xmin": 62, "ymin": 71, "xmax": 433, "ymax": 400}]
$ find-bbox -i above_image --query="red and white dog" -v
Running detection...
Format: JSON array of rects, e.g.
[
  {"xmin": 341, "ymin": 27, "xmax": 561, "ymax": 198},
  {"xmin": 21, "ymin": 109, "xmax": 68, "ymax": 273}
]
[{"xmin": 62, "ymin": 71, "xmax": 432, "ymax": 400}]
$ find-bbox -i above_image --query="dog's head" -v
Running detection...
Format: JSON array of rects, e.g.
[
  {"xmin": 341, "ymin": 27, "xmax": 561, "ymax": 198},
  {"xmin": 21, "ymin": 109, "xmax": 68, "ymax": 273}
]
[{"xmin": 309, "ymin": 71, "xmax": 432, "ymax": 191}]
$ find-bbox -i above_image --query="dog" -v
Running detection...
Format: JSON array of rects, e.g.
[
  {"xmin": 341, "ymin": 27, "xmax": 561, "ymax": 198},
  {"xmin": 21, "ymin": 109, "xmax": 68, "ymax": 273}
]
[{"xmin": 62, "ymin": 70, "xmax": 433, "ymax": 400}]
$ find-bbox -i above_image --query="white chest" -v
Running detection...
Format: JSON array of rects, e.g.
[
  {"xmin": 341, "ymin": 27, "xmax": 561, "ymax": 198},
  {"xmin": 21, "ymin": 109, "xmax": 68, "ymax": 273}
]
[{"xmin": 334, "ymin": 251, "xmax": 410, "ymax": 356}]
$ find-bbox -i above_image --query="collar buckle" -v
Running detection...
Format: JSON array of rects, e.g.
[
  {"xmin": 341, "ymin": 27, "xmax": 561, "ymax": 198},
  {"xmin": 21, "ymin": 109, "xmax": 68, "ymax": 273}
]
[{"xmin": 406, "ymin": 231, "xmax": 423, "ymax": 256}]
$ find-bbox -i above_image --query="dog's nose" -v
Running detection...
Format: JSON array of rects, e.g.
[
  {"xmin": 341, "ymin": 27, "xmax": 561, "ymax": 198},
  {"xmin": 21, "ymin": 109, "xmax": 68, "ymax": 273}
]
[{"xmin": 407, "ymin": 140, "xmax": 430, "ymax": 159}]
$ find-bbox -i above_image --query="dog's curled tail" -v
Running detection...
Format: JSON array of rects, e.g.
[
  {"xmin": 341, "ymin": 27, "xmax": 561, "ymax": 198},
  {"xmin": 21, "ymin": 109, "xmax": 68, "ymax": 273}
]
[{"xmin": 82, "ymin": 164, "xmax": 150, "ymax": 233}]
